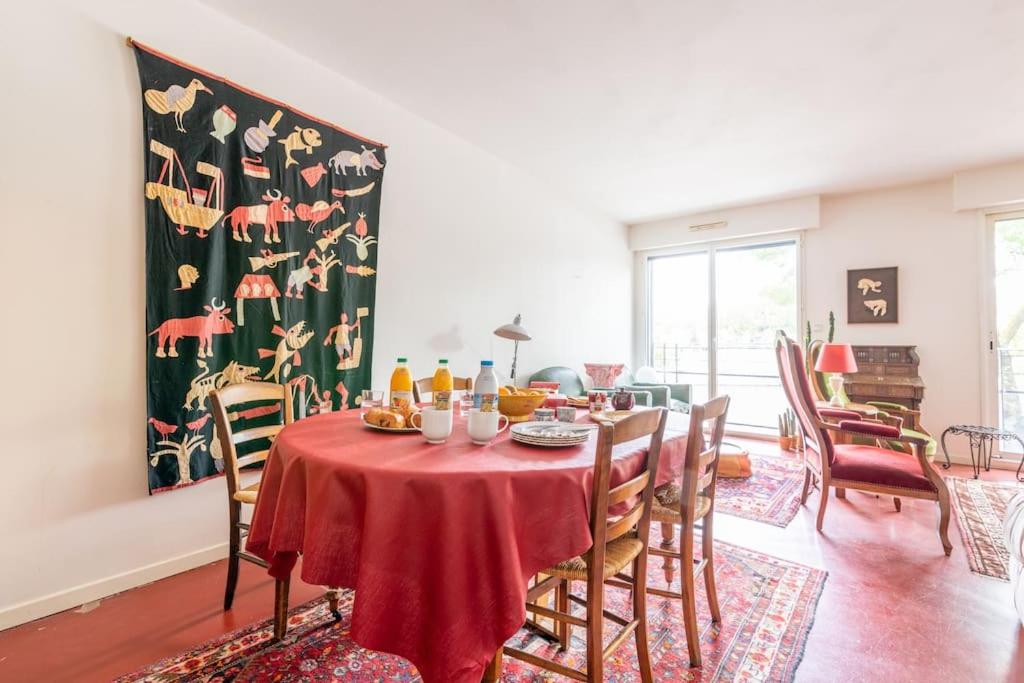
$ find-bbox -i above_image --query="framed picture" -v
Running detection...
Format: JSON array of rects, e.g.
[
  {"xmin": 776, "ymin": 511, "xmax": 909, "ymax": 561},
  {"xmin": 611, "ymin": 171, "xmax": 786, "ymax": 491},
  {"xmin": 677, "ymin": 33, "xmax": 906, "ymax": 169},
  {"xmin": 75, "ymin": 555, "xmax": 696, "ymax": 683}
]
[{"xmin": 847, "ymin": 267, "xmax": 898, "ymax": 323}]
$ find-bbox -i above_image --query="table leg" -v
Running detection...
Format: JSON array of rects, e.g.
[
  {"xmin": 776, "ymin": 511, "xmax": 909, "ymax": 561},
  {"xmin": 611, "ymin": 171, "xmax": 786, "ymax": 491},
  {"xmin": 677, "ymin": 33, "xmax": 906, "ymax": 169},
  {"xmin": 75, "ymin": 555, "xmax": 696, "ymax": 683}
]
[
  {"xmin": 482, "ymin": 648, "xmax": 503, "ymax": 682},
  {"xmin": 940, "ymin": 427, "xmax": 953, "ymax": 470},
  {"xmin": 970, "ymin": 438, "xmax": 981, "ymax": 479},
  {"xmin": 273, "ymin": 575, "xmax": 290, "ymax": 641}
]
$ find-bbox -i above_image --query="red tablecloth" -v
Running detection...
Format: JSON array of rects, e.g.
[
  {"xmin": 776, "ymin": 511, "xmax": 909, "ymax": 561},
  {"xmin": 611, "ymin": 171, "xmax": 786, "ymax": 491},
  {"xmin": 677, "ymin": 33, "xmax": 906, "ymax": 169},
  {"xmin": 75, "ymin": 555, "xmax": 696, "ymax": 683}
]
[{"xmin": 247, "ymin": 409, "xmax": 688, "ymax": 683}]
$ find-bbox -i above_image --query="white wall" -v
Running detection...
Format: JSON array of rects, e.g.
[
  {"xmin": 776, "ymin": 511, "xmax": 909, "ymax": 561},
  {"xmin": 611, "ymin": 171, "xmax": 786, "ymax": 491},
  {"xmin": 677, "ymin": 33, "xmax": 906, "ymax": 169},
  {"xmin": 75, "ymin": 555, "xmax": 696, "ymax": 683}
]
[
  {"xmin": 0, "ymin": 0, "xmax": 630, "ymax": 627},
  {"xmin": 630, "ymin": 178, "xmax": 986, "ymax": 447}
]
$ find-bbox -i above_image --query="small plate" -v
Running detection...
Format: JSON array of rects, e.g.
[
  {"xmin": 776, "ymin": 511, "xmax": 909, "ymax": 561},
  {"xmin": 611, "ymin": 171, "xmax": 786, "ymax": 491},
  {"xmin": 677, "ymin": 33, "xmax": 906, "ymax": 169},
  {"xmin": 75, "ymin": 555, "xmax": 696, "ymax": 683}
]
[{"xmin": 360, "ymin": 415, "xmax": 419, "ymax": 433}]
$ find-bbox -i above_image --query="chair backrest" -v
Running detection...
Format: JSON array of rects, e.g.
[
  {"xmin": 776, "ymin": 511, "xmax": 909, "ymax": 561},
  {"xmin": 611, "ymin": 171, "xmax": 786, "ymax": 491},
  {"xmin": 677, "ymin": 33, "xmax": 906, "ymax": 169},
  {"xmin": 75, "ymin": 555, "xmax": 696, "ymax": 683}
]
[
  {"xmin": 412, "ymin": 376, "xmax": 473, "ymax": 403},
  {"xmin": 210, "ymin": 382, "xmax": 293, "ymax": 499},
  {"xmin": 775, "ymin": 331, "xmax": 835, "ymax": 464},
  {"xmin": 678, "ymin": 395, "xmax": 730, "ymax": 521},
  {"xmin": 588, "ymin": 408, "xmax": 668, "ymax": 562}
]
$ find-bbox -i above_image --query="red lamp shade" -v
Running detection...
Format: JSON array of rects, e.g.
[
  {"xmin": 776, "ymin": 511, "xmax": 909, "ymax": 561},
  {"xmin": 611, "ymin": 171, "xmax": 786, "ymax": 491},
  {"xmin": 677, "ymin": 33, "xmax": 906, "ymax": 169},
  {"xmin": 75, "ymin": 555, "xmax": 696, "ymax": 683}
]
[{"xmin": 814, "ymin": 343, "xmax": 858, "ymax": 373}]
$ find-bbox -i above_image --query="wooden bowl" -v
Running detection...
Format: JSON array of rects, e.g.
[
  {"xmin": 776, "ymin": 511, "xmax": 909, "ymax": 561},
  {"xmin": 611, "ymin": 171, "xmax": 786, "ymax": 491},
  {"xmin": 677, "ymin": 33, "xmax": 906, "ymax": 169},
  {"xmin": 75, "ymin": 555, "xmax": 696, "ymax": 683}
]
[{"xmin": 498, "ymin": 391, "xmax": 549, "ymax": 423}]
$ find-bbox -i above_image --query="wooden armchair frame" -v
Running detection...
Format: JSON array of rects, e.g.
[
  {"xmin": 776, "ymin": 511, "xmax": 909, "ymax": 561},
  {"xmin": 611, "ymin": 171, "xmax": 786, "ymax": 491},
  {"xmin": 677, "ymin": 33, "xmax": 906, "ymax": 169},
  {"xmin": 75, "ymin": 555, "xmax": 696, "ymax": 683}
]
[{"xmin": 776, "ymin": 331, "xmax": 952, "ymax": 555}]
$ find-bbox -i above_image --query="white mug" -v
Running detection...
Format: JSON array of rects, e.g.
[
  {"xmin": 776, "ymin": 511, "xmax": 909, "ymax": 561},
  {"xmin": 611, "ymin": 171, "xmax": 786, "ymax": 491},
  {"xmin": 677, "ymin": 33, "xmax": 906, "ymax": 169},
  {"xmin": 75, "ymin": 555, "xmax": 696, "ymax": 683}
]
[
  {"xmin": 411, "ymin": 407, "xmax": 453, "ymax": 444},
  {"xmin": 467, "ymin": 409, "xmax": 510, "ymax": 445}
]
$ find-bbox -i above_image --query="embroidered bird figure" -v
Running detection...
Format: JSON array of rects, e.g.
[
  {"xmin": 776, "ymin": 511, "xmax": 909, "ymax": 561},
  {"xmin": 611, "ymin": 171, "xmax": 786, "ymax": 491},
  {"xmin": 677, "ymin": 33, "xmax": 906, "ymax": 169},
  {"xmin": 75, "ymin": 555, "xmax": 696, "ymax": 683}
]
[
  {"xmin": 144, "ymin": 78, "xmax": 213, "ymax": 132},
  {"xmin": 148, "ymin": 417, "xmax": 178, "ymax": 438}
]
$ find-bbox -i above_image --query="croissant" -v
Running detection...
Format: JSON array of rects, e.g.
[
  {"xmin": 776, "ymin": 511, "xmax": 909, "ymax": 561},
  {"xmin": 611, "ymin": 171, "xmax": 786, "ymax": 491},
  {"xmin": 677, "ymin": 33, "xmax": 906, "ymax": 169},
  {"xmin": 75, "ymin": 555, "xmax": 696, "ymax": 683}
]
[{"xmin": 366, "ymin": 407, "xmax": 406, "ymax": 429}]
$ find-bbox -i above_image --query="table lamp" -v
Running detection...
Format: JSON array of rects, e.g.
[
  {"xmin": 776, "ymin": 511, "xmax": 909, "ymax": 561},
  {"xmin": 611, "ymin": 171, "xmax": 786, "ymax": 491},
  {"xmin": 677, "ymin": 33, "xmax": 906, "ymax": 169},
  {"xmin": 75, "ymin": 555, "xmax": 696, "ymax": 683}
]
[
  {"xmin": 494, "ymin": 314, "xmax": 531, "ymax": 382},
  {"xmin": 814, "ymin": 343, "xmax": 858, "ymax": 407}
]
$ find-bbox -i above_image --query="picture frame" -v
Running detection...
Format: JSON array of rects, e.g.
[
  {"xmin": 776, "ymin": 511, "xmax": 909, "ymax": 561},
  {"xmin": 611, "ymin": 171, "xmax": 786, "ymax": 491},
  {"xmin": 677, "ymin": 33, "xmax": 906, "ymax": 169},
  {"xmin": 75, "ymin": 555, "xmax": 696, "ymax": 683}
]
[{"xmin": 847, "ymin": 267, "xmax": 898, "ymax": 324}]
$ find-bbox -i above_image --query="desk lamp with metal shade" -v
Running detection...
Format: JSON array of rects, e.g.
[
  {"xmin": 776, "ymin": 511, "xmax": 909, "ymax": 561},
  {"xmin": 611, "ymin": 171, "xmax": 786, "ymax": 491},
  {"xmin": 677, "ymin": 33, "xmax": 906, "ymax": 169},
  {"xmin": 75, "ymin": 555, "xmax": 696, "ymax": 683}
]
[
  {"xmin": 493, "ymin": 314, "xmax": 531, "ymax": 383},
  {"xmin": 814, "ymin": 343, "xmax": 858, "ymax": 407}
]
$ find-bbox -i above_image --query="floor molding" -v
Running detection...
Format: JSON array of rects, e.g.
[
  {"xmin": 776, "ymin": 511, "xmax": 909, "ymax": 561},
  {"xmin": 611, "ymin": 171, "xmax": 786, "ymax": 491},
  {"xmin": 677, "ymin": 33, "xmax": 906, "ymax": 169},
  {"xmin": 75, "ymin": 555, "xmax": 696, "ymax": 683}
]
[{"xmin": 0, "ymin": 542, "xmax": 228, "ymax": 632}]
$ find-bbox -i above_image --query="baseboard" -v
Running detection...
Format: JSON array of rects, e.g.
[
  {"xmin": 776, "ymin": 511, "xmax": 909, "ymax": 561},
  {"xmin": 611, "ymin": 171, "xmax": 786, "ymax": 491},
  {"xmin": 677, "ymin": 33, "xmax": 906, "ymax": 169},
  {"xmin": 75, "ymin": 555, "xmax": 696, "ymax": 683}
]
[{"xmin": 0, "ymin": 542, "xmax": 228, "ymax": 632}]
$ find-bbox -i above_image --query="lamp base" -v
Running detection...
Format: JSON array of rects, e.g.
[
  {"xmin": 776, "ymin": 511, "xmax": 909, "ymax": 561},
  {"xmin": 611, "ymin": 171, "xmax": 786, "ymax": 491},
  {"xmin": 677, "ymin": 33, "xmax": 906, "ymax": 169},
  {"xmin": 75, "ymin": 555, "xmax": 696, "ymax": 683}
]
[{"xmin": 828, "ymin": 375, "xmax": 846, "ymax": 408}]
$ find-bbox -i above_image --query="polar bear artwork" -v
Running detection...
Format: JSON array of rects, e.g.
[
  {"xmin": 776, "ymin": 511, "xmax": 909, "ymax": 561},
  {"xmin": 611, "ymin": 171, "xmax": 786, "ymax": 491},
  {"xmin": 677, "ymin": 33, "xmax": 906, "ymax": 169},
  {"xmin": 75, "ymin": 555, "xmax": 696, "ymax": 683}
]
[{"xmin": 863, "ymin": 299, "xmax": 888, "ymax": 316}]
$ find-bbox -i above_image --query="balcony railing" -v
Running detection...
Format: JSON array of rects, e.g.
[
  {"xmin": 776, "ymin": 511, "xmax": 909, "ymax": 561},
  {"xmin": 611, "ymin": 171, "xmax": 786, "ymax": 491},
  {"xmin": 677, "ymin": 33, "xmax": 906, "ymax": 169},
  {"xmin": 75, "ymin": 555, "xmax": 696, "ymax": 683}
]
[{"xmin": 651, "ymin": 342, "xmax": 784, "ymax": 430}]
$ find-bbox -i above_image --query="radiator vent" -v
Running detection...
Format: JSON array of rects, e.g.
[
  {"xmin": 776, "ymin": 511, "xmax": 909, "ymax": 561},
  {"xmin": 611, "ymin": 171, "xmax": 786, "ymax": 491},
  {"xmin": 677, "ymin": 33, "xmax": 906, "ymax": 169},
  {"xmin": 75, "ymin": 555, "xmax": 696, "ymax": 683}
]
[{"xmin": 689, "ymin": 220, "xmax": 727, "ymax": 232}]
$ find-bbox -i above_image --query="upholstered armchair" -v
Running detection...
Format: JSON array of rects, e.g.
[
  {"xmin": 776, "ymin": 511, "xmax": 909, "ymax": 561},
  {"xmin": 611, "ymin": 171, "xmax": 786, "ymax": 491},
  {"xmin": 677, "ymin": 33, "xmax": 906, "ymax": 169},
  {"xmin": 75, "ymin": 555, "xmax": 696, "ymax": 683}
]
[{"xmin": 776, "ymin": 331, "xmax": 952, "ymax": 555}]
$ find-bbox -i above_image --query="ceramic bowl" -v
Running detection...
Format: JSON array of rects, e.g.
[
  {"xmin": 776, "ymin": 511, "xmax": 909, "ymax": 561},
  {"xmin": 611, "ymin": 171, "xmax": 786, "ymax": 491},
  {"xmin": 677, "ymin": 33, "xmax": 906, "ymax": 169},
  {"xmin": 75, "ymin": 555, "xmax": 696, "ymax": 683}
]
[{"xmin": 498, "ymin": 391, "xmax": 549, "ymax": 423}]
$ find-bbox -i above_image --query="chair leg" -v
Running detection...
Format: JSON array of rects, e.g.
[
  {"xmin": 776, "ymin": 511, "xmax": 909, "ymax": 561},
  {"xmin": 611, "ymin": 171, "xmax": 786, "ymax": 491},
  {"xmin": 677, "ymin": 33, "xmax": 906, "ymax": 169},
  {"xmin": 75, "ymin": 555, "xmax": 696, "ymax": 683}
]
[
  {"xmin": 702, "ymin": 515, "xmax": 721, "ymax": 624},
  {"xmin": 326, "ymin": 588, "xmax": 341, "ymax": 620},
  {"xmin": 679, "ymin": 524, "xmax": 701, "ymax": 668},
  {"xmin": 816, "ymin": 481, "xmax": 830, "ymax": 532},
  {"xmin": 660, "ymin": 522, "xmax": 676, "ymax": 584},
  {"xmin": 632, "ymin": 554, "xmax": 653, "ymax": 683},
  {"xmin": 937, "ymin": 484, "xmax": 953, "ymax": 556},
  {"xmin": 586, "ymin": 570, "xmax": 604, "ymax": 681},
  {"xmin": 800, "ymin": 468, "xmax": 812, "ymax": 505},
  {"xmin": 557, "ymin": 579, "xmax": 570, "ymax": 651},
  {"xmin": 893, "ymin": 497, "xmax": 902, "ymax": 512},
  {"xmin": 835, "ymin": 487, "xmax": 846, "ymax": 499},
  {"xmin": 273, "ymin": 575, "xmax": 290, "ymax": 641},
  {"xmin": 224, "ymin": 502, "xmax": 241, "ymax": 611}
]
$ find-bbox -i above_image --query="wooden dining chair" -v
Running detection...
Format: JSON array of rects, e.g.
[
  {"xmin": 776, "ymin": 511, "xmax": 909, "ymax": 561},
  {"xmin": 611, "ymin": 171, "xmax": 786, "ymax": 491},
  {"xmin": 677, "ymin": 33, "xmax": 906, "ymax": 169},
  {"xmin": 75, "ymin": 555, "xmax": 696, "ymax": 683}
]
[
  {"xmin": 647, "ymin": 395, "xmax": 730, "ymax": 668},
  {"xmin": 502, "ymin": 407, "xmax": 668, "ymax": 682},
  {"xmin": 412, "ymin": 375, "xmax": 473, "ymax": 403},
  {"xmin": 211, "ymin": 382, "xmax": 296, "ymax": 612}
]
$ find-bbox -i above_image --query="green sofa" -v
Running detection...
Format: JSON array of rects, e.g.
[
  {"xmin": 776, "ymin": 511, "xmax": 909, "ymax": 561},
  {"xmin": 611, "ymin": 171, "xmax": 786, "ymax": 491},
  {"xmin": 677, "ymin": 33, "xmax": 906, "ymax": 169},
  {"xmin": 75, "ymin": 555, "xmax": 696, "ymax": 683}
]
[{"xmin": 527, "ymin": 366, "xmax": 691, "ymax": 413}]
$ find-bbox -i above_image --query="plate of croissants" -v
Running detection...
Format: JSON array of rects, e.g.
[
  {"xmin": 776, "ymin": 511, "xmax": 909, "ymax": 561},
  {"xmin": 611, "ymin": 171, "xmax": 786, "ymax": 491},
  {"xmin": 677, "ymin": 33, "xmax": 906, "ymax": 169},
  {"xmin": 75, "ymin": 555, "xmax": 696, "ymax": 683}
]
[{"xmin": 362, "ymin": 405, "xmax": 421, "ymax": 432}]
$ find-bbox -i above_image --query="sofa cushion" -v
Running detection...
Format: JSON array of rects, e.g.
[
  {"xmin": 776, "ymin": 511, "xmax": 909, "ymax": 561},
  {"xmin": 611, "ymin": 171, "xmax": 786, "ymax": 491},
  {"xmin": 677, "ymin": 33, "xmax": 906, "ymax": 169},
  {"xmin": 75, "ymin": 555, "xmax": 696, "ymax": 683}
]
[{"xmin": 831, "ymin": 444, "xmax": 935, "ymax": 492}]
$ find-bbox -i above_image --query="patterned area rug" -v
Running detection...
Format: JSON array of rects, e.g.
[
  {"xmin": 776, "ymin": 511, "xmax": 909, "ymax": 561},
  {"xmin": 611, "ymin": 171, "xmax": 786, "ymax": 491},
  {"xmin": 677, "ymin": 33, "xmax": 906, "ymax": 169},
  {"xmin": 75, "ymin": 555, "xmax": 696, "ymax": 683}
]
[
  {"xmin": 949, "ymin": 476, "xmax": 1022, "ymax": 581},
  {"xmin": 116, "ymin": 542, "xmax": 826, "ymax": 682},
  {"xmin": 716, "ymin": 452, "xmax": 804, "ymax": 528}
]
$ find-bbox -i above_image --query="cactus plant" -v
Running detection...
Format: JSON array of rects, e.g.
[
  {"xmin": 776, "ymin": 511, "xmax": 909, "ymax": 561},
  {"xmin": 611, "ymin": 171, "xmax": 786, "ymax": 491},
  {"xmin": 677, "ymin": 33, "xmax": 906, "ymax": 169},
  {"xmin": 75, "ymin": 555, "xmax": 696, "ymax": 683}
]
[
  {"xmin": 778, "ymin": 409, "xmax": 797, "ymax": 437},
  {"xmin": 827, "ymin": 310, "xmax": 836, "ymax": 343}
]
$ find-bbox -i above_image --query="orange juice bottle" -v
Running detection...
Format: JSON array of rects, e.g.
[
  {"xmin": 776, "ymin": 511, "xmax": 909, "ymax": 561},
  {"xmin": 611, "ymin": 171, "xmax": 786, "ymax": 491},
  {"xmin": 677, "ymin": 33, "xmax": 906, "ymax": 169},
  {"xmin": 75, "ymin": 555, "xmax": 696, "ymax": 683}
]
[
  {"xmin": 432, "ymin": 359, "xmax": 454, "ymax": 410},
  {"xmin": 390, "ymin": 357, "xmax": 414, "ymax": 409}
]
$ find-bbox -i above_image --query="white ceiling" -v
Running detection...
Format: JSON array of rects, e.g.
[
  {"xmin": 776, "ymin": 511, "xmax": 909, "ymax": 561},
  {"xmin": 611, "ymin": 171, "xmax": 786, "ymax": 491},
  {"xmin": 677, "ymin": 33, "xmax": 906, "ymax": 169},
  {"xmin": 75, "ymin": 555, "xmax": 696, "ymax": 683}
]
[{"xmin": 205, "ymin": 0, "xmax": 1024, "ymax": 223}]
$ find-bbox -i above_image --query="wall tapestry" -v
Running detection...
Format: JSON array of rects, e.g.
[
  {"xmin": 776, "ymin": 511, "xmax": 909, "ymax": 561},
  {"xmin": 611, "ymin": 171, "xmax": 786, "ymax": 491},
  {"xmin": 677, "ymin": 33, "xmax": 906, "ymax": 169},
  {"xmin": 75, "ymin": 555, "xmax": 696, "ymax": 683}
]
[
  {"xmin": 133, "ymin": 41, "xmax": 386, "ymax": 493},
  {"xmin": 847, "ymin": 266, "xmax": 898, "ymax": 323}
]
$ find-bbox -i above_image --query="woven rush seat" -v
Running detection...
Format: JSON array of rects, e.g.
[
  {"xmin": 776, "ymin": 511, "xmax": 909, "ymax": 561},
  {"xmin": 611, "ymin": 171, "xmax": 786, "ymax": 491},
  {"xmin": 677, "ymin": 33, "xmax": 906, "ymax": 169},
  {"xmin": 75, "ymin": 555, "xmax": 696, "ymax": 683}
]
[
  {"xmin": 652, "ymin": 483, "xmax": 711, "ymax": 523},
  {"xmin": 232, "ymin": 482, "xmax": 260, "ymax": 504},
  {"xmin": 544, "ymin": 536, "xmax": 645, "ymax": 581}
]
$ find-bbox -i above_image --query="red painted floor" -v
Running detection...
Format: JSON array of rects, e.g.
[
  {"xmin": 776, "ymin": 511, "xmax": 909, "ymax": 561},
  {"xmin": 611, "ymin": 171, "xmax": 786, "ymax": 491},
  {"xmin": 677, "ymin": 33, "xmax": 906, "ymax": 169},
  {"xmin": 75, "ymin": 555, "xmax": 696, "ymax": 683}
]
[{"xmin": 1, "ymin": 441, "xmax": 1022, "ymax": 682}]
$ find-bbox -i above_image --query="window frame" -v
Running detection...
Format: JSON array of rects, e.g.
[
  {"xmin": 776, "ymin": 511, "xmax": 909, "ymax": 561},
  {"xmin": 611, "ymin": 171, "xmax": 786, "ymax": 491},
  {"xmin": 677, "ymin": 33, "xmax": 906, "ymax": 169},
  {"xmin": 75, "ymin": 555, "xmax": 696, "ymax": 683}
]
[{"xmin": 634, "ymin": 231, "xmax": 805, "ymax": 434}]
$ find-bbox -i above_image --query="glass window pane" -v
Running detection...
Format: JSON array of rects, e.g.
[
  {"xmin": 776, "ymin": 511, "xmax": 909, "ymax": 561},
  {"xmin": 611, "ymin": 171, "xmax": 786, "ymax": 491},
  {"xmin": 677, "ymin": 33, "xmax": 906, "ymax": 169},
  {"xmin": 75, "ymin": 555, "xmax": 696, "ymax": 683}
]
[
  {"xmin": 995, "ymin": 217, "xmax": 1024, "ymax": 450},
  {"xmin": 715, "ymin": 241, "xmax": 798, "ymax": 430},
  {"xmin": 649, "ymin": 252, "xmax": 710, "ymax": 404}
]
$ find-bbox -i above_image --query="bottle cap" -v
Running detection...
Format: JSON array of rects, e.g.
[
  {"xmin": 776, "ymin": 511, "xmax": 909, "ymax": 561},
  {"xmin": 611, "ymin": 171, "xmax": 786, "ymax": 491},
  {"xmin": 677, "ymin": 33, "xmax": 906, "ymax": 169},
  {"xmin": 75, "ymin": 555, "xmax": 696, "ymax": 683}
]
[
  {"xmin": 397, "ymin": 357, "xmax": 408, "ymax": 363},
  {"xmin": 439, "ymin": 359, "xmax": 448, "ymax": 364},
  {"xmin": 481, "ymin": 360, "xmax": 494, "ymax": 366}
]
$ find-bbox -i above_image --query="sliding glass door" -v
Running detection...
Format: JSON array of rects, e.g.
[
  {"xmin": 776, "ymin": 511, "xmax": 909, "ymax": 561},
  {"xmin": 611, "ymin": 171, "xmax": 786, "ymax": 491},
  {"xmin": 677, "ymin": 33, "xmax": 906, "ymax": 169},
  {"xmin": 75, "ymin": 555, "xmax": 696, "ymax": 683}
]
[
  {"xmin": 647, "ymin": 238, "xmax": 799, "ymax": 431},
  {"xmin": 988, "ymin": 213, "xmax": 1024, "ymax": 454}
]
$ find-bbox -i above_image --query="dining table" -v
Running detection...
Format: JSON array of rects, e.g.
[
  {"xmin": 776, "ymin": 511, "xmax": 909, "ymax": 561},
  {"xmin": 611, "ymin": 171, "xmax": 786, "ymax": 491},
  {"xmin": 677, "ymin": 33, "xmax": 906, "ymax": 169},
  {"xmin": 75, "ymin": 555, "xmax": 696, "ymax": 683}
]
[{"xmin": 246, "ymin": 407, "xmax": 690, "ymax": 683}]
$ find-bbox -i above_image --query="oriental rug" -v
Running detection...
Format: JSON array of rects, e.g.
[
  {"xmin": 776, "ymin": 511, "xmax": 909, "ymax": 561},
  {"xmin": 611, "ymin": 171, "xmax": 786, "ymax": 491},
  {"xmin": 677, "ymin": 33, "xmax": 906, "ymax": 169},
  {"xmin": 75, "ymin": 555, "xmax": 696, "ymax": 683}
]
[
  {"xmin": 949, "ymin": 476, "xmax": 1021, "ymax": 581},
  {"xmin": 715, "ymin": 452, "xmax": 804, "ymax": 528},
  {"xmin": 116, "ymin": 542, "xmax": 826, "ymax": 682}
]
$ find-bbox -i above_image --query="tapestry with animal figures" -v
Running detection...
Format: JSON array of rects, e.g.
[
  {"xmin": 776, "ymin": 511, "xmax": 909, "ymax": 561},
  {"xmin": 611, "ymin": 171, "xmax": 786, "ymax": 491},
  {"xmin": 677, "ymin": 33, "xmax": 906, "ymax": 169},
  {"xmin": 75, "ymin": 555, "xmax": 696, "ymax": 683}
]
[{"xmin": 134, "ymin": 42, "xmax": 386, "ymax": 493}]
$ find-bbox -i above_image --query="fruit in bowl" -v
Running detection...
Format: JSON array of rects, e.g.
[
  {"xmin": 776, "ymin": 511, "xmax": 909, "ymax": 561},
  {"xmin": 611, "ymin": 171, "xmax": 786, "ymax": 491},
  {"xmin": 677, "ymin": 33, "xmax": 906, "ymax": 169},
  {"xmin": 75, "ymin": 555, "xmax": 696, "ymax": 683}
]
[{"xmin": 498, "ymin": 386, "xmax": 549, "ymax": 423}]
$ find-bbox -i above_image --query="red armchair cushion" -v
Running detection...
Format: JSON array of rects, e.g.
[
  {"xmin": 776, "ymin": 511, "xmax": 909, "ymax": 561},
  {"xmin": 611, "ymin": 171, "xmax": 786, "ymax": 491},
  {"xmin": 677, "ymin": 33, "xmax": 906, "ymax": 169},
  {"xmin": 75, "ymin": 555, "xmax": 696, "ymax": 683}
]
[
  {"xmin": 818, "ymin": 408, "xmax": 862, "ymax": 421},
  {"xmin": 831, "ymin": 444, "xmax": 935, "ymax": 492},
  {"xmin": 837, "ymin": 420, "xmax": 901, "ymax": 439}
]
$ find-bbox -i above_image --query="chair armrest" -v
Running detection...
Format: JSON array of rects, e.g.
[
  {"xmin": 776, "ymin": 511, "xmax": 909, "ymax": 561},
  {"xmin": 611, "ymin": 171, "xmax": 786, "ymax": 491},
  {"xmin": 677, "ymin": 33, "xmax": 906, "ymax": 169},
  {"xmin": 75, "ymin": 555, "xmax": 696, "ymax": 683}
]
[
  {"xmin": 819, "ymin": 408, "xmax": 862, "ymax": 421},
  {"xmin": 837, "ymin": 420, "xmax": 901, "ymax": 439}
]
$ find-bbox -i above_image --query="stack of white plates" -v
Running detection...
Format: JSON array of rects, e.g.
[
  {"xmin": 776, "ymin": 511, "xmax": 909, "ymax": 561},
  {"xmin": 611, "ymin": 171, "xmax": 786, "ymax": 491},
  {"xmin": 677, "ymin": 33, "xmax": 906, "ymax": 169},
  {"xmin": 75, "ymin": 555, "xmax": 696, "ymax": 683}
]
[{"xmin": 511, "ymin": 421, "xmax": 594, "ymax": 448}]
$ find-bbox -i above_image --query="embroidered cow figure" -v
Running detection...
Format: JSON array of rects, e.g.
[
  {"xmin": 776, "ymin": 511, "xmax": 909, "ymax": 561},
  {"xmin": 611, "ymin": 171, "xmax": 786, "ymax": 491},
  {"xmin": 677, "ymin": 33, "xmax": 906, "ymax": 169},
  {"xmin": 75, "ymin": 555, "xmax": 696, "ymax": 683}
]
[
  {"xmin": 222, "ymin": 189, "xmax": 295, "ymax": 244},
  {"xmin": 149, "ymin": 298, "xmax": 235, "ymax": 359}
]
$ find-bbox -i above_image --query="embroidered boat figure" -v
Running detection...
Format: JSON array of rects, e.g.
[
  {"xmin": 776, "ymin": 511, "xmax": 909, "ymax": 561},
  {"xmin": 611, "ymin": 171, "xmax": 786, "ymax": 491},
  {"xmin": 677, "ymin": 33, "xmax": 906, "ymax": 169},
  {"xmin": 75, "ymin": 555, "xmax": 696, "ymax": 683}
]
[{"xmin": 144, "ymin": 140, "xmax": 224, "ymax": 237}]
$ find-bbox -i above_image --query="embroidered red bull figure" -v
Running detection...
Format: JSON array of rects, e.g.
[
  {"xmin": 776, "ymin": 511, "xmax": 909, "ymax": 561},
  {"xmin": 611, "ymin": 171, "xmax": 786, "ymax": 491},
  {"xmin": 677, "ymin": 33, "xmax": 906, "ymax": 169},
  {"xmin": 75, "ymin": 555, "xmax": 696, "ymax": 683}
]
[{"xmin": 149, "ymin": 298, "xmax": 235, "ymax": 359}]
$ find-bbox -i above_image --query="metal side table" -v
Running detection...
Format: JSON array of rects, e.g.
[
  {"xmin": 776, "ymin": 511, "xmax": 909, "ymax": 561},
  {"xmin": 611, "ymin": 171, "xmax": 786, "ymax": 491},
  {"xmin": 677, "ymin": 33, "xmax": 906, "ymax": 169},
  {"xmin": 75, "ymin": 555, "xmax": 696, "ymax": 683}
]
[{"xmin": 940, "ymin": 425, "xmax": 1024, "ymax": 480}]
